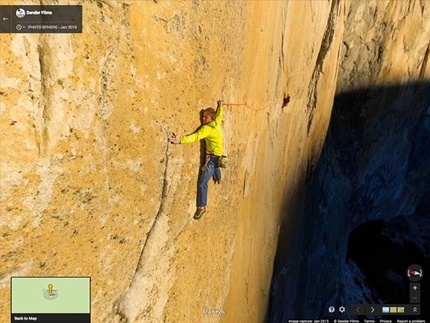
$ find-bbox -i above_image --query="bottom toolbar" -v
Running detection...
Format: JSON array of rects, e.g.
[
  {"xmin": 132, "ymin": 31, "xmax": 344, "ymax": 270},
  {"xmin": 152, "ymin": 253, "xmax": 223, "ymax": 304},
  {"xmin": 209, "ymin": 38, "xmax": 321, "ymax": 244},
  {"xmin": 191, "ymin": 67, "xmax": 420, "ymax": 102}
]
[{"xmin": 350, "ymin": 304, "xmax": 420, "ymax": 316}]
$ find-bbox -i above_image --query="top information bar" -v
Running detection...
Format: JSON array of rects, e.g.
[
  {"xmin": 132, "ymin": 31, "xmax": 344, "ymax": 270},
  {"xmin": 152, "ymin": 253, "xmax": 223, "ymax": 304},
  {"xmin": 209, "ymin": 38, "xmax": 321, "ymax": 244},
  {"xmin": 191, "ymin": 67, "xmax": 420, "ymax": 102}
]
[{"xmin": 0, "ymin": 5, "xmax": 82, "ymax": 33}]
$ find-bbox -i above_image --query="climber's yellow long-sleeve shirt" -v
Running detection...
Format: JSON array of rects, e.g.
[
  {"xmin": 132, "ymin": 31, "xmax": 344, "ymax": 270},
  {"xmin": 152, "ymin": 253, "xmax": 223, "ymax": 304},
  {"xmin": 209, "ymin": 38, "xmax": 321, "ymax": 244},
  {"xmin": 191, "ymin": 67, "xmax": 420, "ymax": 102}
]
[{"xmin": 180, "ymin": 105, "xmax": 223, "ymax": 156}]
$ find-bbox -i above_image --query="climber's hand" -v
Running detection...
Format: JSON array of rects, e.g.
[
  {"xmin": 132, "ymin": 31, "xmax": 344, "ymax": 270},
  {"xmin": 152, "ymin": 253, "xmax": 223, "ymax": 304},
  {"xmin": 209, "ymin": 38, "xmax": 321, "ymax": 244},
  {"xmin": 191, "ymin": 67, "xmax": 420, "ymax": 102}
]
[{"xmin": 168, "ymin": 133, "xmax": 180, "ymax": 144}]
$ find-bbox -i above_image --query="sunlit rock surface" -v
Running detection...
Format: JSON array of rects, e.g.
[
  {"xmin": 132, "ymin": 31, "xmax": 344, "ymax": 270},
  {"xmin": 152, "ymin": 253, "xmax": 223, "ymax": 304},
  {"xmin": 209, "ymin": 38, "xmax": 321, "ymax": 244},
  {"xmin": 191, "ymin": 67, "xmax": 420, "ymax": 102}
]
[
  {"xmin": 2, "ymin": 1, "xmax": 428, "ymax": 322},
  {"xmin": 1, "ymin": 1, "xmax": 346, "ymax": 322}
]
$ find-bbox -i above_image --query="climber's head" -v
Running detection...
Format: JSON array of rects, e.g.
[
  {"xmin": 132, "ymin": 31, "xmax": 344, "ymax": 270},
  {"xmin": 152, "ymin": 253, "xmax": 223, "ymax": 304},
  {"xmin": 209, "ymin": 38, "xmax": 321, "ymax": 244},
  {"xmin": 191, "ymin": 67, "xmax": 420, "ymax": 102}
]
[{"xmin": 202, "ymin": 108, "xmax": 216, "ymax": 124}]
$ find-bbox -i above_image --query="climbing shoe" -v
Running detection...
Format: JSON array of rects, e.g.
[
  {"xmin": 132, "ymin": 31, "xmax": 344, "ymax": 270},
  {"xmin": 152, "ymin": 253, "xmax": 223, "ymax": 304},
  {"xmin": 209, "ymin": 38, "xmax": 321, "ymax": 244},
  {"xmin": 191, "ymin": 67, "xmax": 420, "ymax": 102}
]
[
  {"xmin": 212, "ymin": 174, "xmax": 221, "ymax": 184},
  {"xmin": 193, "ymin": 207, "xmax": 206, "ymax": 220}
]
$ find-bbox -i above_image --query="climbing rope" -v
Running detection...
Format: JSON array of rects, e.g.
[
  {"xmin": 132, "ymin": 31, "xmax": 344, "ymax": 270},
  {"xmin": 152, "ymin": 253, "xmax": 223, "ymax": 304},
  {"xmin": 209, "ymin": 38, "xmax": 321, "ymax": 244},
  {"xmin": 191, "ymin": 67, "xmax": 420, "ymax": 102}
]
[{"xmin": 223, "ymin": 100, "xmax": 275, "ymax": 112}]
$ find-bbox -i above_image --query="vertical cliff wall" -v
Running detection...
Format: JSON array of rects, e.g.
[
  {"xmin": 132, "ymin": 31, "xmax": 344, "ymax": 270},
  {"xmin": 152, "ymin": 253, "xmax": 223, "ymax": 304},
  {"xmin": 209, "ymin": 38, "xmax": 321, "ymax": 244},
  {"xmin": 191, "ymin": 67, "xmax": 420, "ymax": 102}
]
[
  {"xmin": 0, "ymin": 1, "xmax": 344, "ymax": 322},
  {"xmin": 1, "ymin": 0, "xmax": 349, "ymax": 322},
  {"xmin": 221, "ymin": 1, "xmax": 348, "ymax": 321}
]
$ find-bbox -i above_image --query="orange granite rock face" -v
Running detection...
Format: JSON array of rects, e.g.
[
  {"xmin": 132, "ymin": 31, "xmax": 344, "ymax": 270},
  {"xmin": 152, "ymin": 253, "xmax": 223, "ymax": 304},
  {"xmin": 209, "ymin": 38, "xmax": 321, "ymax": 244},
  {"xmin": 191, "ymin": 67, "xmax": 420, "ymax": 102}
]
[{"xmin": 1, "ymin": 1, "xmax": 428, "ymax": 322}]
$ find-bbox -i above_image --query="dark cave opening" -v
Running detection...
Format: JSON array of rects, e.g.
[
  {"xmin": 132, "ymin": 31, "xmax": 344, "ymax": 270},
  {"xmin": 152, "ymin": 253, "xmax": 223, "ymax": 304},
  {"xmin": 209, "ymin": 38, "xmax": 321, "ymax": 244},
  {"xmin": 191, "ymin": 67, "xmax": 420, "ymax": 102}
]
[
  {"xmin": 347, "ymin": 218, "xmax": 430, "ymax": 317},
  {"xmin": 347, "ymin": 220, "xmax": 426, "ymax": 304}
]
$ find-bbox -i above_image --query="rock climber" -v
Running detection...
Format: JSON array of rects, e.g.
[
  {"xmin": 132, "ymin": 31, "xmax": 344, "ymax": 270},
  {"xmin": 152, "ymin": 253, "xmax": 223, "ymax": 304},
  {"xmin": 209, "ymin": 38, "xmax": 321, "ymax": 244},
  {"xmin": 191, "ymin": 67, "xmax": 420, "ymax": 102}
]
[{"xmin": 168, "ymin": 100, "xmax": 224, "ymax": 219}]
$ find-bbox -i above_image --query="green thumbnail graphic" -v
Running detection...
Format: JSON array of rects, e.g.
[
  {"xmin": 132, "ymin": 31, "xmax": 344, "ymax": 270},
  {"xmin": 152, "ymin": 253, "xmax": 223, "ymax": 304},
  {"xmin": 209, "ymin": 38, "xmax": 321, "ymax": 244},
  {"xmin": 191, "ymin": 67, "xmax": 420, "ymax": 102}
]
[{"xmin": 11, "ymin": 277, "xmax": 90, "ymax": 314}]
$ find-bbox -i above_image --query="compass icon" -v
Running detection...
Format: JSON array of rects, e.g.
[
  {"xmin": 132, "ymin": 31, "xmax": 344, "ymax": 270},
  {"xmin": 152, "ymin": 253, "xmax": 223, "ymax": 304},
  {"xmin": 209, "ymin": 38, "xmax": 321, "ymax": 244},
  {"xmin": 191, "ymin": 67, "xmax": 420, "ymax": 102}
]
[{"xmin": 407, "ymin": 265, "xmax": 423, "ymax": 282}]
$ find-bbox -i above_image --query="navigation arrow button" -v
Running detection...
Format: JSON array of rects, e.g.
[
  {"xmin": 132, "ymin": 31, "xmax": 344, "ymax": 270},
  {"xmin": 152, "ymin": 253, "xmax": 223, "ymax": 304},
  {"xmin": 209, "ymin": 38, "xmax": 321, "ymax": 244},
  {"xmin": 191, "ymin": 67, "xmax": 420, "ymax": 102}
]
[
  {"xmin": 350, "ymin": 304, "xmax": 365, "ymax": 315},
  {"xmin": 366, "ymin": 304, "xmax": 381, "ymax": 315}
]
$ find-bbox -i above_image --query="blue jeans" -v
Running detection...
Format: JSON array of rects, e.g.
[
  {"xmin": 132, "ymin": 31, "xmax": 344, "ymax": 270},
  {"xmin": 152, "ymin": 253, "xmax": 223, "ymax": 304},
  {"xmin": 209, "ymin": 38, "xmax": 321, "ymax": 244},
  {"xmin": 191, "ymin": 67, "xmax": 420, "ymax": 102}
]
[{"xmin": 197, "ymin": 156, "xmax": 221, "ymax": 207}]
